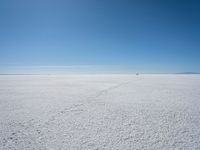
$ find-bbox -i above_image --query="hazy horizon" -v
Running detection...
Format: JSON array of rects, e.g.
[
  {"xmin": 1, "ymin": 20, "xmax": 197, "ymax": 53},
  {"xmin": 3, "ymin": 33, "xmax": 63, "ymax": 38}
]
[{"xmin": 0, "ymin": 65, "xmax": 200, "ymax": 75}]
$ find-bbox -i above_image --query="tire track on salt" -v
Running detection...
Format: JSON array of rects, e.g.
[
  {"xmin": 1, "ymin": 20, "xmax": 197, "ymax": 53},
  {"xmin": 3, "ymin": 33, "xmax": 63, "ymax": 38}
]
[{"xmin": 1, "ymin": 81, "xmax": 130, "ymax": 149}]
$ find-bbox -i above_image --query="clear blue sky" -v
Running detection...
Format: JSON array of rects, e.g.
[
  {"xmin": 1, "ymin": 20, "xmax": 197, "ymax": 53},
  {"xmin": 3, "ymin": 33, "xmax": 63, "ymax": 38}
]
[{"xmin": 0, "ymin": 0, "xmax": 200, "ymax": 73}]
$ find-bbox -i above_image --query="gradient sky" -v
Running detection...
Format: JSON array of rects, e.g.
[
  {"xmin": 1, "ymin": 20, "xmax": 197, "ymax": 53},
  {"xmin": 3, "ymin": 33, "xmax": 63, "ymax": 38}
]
[{"xmin": 0, "ymin": 0, "xmax": 200, "ymax": 73}]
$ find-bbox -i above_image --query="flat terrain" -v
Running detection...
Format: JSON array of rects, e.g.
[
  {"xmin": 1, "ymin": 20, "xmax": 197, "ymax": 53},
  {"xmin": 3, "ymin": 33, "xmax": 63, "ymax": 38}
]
[{"xmin": 0, "ymin": 75, "xmax": 200, "ymax": 150}]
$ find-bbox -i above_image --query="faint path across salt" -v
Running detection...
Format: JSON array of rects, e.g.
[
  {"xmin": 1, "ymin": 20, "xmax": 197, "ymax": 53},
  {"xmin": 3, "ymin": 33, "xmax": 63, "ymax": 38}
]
[{"xmin": 0, "ymin": 75, "xmax": 200, "ymax": 150}]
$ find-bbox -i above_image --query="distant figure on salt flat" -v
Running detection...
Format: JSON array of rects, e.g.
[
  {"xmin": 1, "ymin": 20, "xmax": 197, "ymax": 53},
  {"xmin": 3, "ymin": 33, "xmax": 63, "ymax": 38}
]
[{"xmin": 136, "ymin": 73, "xmax": 139, "ymax": 76}]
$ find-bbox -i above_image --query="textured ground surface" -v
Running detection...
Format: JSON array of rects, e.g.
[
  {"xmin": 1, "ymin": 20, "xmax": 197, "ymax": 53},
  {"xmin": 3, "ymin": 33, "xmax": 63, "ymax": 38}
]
[{"xmin": 0, "ymin": 75, "xmax": 200, "ymax": 150}]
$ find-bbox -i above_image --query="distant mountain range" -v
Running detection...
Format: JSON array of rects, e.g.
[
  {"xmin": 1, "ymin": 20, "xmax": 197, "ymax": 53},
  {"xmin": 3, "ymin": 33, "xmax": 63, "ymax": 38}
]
[
  {"xmin": 175, "ymin": 72, "xmax": 200, "ymax": 74},
  {"xmin": 0, "ymin": 72, "xmax": 200, "ymax": 75}
]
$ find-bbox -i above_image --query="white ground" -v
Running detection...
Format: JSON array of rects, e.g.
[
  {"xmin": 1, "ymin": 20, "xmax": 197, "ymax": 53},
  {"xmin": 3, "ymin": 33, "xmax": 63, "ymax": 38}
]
[{"xmin": 0, "ymin": 75, "xmax": 200, "ymax": 150}]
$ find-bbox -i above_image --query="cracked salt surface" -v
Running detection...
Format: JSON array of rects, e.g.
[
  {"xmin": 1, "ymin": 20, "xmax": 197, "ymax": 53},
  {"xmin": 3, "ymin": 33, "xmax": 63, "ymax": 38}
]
[{"xmin": 0, "ymin": 74, "xmax": 200, "ymax": 150}]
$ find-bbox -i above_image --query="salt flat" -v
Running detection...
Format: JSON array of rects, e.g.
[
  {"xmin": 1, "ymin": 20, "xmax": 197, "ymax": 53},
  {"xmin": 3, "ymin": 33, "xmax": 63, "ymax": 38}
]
[{"xmin": 0, "ymin": 75, "xmax": 200, "ymax": 150}]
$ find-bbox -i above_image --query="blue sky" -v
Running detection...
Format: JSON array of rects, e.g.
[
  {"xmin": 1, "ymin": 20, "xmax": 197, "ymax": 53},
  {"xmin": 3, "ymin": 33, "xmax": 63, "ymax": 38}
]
[{"xmin": 0, "ymin": 0, "xmax": 200, "ymax": 73}]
